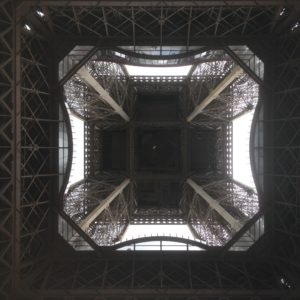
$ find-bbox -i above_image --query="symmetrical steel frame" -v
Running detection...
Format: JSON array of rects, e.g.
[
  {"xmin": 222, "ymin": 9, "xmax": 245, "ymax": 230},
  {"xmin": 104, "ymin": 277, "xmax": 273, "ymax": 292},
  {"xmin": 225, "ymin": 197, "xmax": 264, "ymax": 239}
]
[
  {"xmin": 1, "ymin": 1, "xmax": 300, "ymax": 299},
  {"xmin": 63, "ymin": 54, "xmax": 257, "ymax": 244}
]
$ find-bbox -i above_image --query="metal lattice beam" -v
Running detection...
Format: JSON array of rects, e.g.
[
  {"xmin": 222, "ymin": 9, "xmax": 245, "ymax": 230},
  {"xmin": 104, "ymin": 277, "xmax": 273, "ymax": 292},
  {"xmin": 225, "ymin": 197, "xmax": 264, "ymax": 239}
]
[
  {"xmin": 64, "ymin": 177, "xmax": 133, "ymax": 246},
  {"xmin": 18, "ymin": 1, "xmax": 300, "ymax": 6},
  {"xmin": 4, "ymin": 2, "xmax": 300, "ymax": 299},
  {"xmin": 28, "ymin": 5, "xmax": 286, "ymax": 47},
  {"xmin": 80, "ymin": 179, "xmax": 130, "ymax": 231},
  {"xmin": 264, "ymin": 35, "xmax": 300, "ymax": 263},
  {"xmin": 187, "ymin": 65, "xmax": 243, "ymax": 122},
  {"xmin": 0, "ymin": 1, "xmax": 15, "ymax": 298},
  {"xmin": 77, "ymin": 67, "xmax": 130, "ymax": 121},
  {"xmin": 22, "ymin": 252, "xmax": 291, "ymax": 292},
  {"xmin": 187, "ymin": 179, "xmax": 242, "ymax": 231}
]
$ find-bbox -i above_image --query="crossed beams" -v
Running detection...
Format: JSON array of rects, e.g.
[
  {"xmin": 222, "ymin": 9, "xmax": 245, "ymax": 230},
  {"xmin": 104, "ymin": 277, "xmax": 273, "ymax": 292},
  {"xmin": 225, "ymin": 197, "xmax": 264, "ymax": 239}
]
[
  {"xmin": 0, "ymin": 1, "xmax": 15, "ymax": 298},
  {"xmin": 60, "ymin": 47, "xmax": 262, "ymax": 249},
  {"xmin": 77, "ymin": 67, "xmax": 130, "ymax": 121},
  {"xmin": 187, "ymin": 65, "xmax": 243, "ymax": 122},
  {"xmin": 42, "ymin": 6, "xmax": 279, "ymax": 46},
  {"xmin": 80, "ymin": 179, "xmax": 130, "ymax": 231},
  {"xmin": 187, "ymin": 179, "xmax": 242, "ymax": 232},
  {"xmin": 64, "ymin": 177, "xmax": 133, "ymax": 246},
  {"xmin": 266, "ymin": 36, "xmax": 300, "ymax": 262},
  {"xmin": 183, "ymin": 178, "xmax": 259, "ymax": 245},
  {"xmin": 5, "ymin": 2, "xmax": 300, "ymax": 299}
]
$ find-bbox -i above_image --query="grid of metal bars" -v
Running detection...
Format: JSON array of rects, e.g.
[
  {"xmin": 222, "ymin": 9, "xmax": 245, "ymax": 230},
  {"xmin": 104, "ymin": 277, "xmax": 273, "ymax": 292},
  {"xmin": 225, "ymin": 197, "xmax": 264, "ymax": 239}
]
[
  {"xmin": 0, "ymin": 1, "xmax": 15, "ymax": 298},
  {"xmin": 1, "ymin": 1, "xmax": 300, "ymax": 299}
]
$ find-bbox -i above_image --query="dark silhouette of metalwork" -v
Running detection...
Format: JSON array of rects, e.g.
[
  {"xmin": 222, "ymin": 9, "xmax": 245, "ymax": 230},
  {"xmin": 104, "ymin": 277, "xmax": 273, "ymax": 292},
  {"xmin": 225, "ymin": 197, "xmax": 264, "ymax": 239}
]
[{"xmin": 1, "ymin": 1, "xmax": 300, "ymax": 299}]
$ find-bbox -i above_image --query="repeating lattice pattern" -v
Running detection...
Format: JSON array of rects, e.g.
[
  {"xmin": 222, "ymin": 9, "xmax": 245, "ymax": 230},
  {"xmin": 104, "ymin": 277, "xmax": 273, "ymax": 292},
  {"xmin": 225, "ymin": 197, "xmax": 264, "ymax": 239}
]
[
  {"xmin": 181, "ymin": 179, "xmax": 259, "ymax": 246},
  {"xmin": 266, "ymin": 36, "xmax": 300, "ymax": 264},
  {"xmin": 0, "ymin": 1, "xmax": 14, "ymax": 298},
  {"xmin": 2, "ymin": 2, "xmax": 300, "ymax": 299},
  {"xmin": 64, "ymin": 177, "xmax": 133, "ymax": 246},
  {"xmin": 44, "ymin": 6, "xmax": 279, "ymax": 43},
  {"xmin": 28, "ymin": 255, "xmax": 286, "ymax": 292}
]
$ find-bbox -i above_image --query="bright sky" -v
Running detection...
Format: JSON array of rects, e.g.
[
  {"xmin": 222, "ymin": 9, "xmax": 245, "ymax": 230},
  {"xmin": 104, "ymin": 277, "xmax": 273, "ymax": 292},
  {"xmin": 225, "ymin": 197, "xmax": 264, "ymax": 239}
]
[
  {"xmin": 232, "ymin": 110, "xmax": 255, "ymax": 189},
  {"xmin": 125, "ymin": 65, "xmax": 192, "ymax": 76},
  {"xmin": 120, "ymin": 224, "xmax": 202, "ymax": 251},
  {"xmin": 122, "ymin": 224, "xmax": 195, "ymax": 241},
  {"xmin": 117, "ymin": 240, "xmax": 202, "ymax": 251},
  {"xmin": 67, "ymin": 111, "xmax": 84, "ymax": 188}
]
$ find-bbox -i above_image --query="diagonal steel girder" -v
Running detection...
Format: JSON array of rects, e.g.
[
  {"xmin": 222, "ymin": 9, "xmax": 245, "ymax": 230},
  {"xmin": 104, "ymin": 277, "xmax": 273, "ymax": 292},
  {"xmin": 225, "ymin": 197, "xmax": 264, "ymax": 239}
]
[
  {"xmin": 187, "ymin": 179, "xmax": 242, "ymax": 232},
  {"xmin": 77, "ymin": 67, "xmax": 130, "ymax": 121},
  {"xmin": 80, "ymin": 179, "xmax": 130, "ymax": 231},
  {"xmin": 187, "ymin": 65, "xmax": 243, "ymax": 122}
]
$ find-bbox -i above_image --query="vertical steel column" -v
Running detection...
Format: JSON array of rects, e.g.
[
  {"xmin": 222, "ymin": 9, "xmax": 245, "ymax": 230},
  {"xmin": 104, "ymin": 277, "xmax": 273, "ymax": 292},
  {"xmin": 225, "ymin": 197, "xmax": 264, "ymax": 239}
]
[
  {"xmin": 12, "ymin": 2, "xmax": 21, "ymax": 293},
  {"xmin": 0, "ymin": 1, "xmax": 15, "ymax": 298}
]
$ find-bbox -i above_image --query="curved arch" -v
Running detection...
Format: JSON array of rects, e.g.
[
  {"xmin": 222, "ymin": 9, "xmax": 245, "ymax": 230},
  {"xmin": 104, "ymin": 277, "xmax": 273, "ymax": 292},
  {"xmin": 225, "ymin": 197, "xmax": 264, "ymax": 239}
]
[
  {"xmin": 58, "ymin": 90, "xmax": 74, "ymax": 203},
  {"xmin": 114, "ymin": 46, "xmax": 208, "ymax": 60},
  {"xmin": 250, "ymin": 96, "xmax": 264, "ymax": 199},
  {"xmin": 96, "ymin": 47, "xmax": 230, "ymax": 68},
  {"xmin": 110, "ymin": 236, "xmax": 210, "ymax": 250}
]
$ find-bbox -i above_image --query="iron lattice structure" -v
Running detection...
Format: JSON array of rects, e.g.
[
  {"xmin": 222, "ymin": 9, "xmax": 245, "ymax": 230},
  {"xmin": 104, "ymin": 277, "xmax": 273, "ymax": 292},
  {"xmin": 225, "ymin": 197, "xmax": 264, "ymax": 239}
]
[
  {"xmin": 64, "ymin": 61, "xmax": 130, "ymax": 122},
  {"xmin": 1, "ymin": 1, "xmax": 300, "ymax": 299},
  {"xmin": 181, "ymin": 178, "xmax": 259, "ymax": 246},
  {"xmin": 62, "ymin": 53, "xmax": 259, "ymax": 247},
  {"xmin": 64, "ymin": 176, "xmax": 134, "ymax": 246}
]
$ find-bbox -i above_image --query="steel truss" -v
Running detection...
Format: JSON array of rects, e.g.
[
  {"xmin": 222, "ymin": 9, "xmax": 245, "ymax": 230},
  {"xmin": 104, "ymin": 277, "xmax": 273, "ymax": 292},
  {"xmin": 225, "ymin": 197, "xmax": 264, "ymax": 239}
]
[
  {"xmin": 2, "ymin": 1, "xmax": 300, "ymax": 299},
  {"xmin": 64, "ymin": 176, "xmax": 133, "ymax": 246},
  {"xmin": 131, "ymin": 207, "xmax": 186, "ymax": 225},
  {"xmin": 34, "ymin": 5, "xmax": 282, "ymax": 46},
  {"xmin": 264, "ymin": 35, "xmax": 300, "ymax": 268},
  {"xmin": 188, "ymin": 121, "xmax": 231, "ymax": 176},
  {"xmin": 19, "ymin": 253, "xmax": 297, "ymax": 299},
  {"xmin": 0, "ymin": 1, "xmax": 16, "ymax": 298},
  {"xmin": 64, "ymin": 60, "xmax": 130, "ymax": 122},
  {"xmin": 1, "ymin": 1, "xmax": 59, "ymax": 298},
  {"xmin": 188, "ymin": 61, "xmax": 258, "ymax": 126},
  {"xmin": 181, "ymin": 177, "xmax": 258, "ymax": 246},
  {"xmin": 84, "ymin": 122, "xmax": 102, "ymax": 177},
  {"xmin": 130, "ymin": 76, "xmax": 185, "ymax": 96}
]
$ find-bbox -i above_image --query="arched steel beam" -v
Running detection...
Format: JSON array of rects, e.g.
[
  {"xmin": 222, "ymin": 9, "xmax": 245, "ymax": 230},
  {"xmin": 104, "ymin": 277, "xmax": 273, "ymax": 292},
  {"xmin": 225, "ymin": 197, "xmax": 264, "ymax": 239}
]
[{"xmin": 109, "ymin": 236, "xmax": 211, "ymax": 250}]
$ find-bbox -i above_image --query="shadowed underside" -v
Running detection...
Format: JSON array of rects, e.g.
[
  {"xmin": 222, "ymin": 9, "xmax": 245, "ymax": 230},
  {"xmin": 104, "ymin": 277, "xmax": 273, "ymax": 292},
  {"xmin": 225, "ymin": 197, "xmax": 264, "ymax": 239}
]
[{"xmin": 1, "ymin": 1, "xmax": 300, "ymax": 299}]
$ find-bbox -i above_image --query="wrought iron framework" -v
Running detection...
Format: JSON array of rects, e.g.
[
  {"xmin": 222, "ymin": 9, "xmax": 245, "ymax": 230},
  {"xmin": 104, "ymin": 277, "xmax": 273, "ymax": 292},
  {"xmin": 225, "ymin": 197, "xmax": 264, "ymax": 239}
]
[
  {"xmin": 182, "ymin": 178, "xmax": 258, "ymax": 246},
  {"xmin": 1, "ymin": 1, "xmax": 300, "ymax": 299},
  {"xmin": 64, "ymin": 61, "xmax": 130, "ymax": 122},
  {"xmin": 0, "ymin": 1, "xmax": 16, "ymax": 297},
  {"xmin": 64, "ymin": 177, "xmax": 132, "ymax": 246},
  {"xmin": 61, "ymin": 49, "xmax": 260, "ymax": 244}
]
